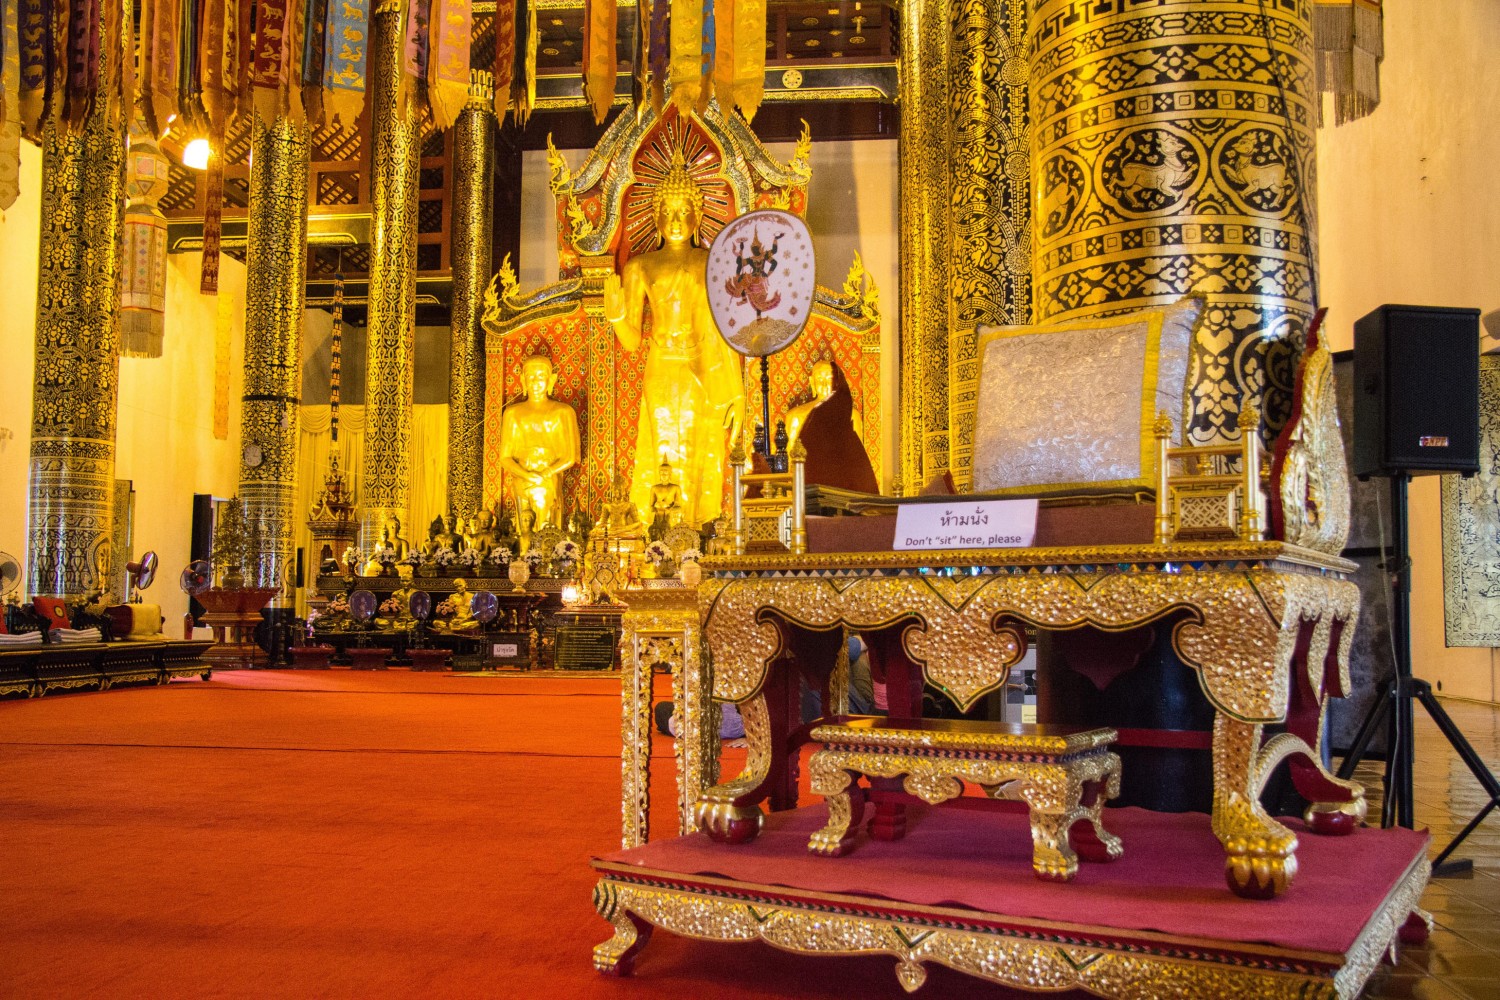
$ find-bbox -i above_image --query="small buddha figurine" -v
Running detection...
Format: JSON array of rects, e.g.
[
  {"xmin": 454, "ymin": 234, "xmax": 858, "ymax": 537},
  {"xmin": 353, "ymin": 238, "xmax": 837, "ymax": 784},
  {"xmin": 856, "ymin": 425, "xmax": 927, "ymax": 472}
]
[
  {"xmin": 439, "ymin": 514, "xmax": 460, "ymax": 553},
  {"xmin": 422, "ymin": 516, "xmax": 446, "ymax": 559},
  {"xmin": 467, "ymin": 509, "xmax": 498, "ymax": 557},
  {"xmin": 374, "ymin": 569, "xmax": 417, "ymax": 630},
  {"xmin": 385, "ymin": 514, "xmax": 411, "ymax": 561},
  {"xmin": 499, "ymin": 355, "xmax": 581, "ymax": 532},
  {"xmin": 364, "ymin": 527, "xmax": 397, "ymax": 576},
  {"xmin": 785, "ymin": 361, "xmax": 862, "ymax": 451},
  {"xmin": 432, "ymin": 578, "xmax": 479, "ymax": 633},
  {"xmin": 516, "ymin": 506, "xmax": 538, "ymax": 555},
  {"xmin": 649, "ymin": 460, "xmax": 685, "ymax": 528}
]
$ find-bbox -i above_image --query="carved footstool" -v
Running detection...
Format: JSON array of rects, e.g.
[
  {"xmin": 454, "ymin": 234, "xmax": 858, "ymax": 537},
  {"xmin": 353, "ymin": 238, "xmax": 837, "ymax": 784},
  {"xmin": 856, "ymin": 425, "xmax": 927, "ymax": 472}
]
[{"xmin": 807, "ymin": 716, "xmax": 1124, "ymax": 881}]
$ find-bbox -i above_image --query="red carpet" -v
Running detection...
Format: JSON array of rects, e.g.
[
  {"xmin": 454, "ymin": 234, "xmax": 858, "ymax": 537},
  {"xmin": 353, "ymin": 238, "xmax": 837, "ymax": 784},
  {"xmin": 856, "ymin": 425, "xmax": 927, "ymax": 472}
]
[{"xmin": 0, "ymin": 669, "xmax": 1408, "ymax": 998}]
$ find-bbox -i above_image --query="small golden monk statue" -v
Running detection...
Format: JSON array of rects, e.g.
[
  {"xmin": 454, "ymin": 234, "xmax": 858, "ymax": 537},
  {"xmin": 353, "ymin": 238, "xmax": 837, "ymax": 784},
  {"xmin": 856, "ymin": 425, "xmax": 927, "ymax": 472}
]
[
  {"xmin": 785, "ymin": 360, "xmax": 863, "ymax": 451},
  {"xmin": 649, "ymin": 459, "xmax": 685, "ymax": 528},
  {"xmin": 374, "ymin": 568, "xmax": 418, "ymax": 630},
  {"xmin": 384, "ymin": 514, "xmax": 411, "ymax": 561},
  {"xmin": 603, "ymin": 148, "xmax": 745, "ymax": 529},
  {"xmin": 499, "ymin": 355, "xmax": 581, "ymax": 534},
  {"xmin": 432, "ymin": 578, "xmax": 480, "ymax": 633}
]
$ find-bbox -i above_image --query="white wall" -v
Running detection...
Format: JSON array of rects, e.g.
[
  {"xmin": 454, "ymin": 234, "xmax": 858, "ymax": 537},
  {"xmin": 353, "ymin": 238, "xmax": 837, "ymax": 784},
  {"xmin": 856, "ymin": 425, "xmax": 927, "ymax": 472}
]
[
  {"xmin": 1316, "ymin": 0, "xmax": 1500, "ymax": 702},
  {"xmin": 521, "ymin": 136, "xmax": 901, "ymax": 488},
  {"xmin": 0, "ymin": 141, "xmax": 42, "ymax": 584}
]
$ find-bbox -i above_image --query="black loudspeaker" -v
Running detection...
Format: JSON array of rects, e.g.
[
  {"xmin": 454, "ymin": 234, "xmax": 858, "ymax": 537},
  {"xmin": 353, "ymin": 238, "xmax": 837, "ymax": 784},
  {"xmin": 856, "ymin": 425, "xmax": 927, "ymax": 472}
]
[{"xmin": 1352, "ymin": 304, "xmax": 1481, "ymax": 478}]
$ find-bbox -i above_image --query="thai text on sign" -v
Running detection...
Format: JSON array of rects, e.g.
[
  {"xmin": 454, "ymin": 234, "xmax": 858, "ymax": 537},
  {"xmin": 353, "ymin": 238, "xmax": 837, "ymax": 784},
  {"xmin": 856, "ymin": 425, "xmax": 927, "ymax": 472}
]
[{"xmin": 893, "ymin": 499, "xmax": 1039, "ymax": 551}]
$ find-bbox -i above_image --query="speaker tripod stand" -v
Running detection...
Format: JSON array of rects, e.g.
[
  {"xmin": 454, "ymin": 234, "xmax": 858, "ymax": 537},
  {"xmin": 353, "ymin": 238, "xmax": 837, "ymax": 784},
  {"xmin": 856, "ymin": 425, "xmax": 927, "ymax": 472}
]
[{"xmin": 1335, "ymin": 473, "xmax": 1500, "ymax": 876}]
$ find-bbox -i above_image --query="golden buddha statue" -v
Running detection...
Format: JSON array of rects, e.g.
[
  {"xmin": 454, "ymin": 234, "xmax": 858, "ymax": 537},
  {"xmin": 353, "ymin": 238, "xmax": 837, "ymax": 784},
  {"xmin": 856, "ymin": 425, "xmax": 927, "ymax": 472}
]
[
  {"xmin": 431, "ymin": 578, "xmax": 479, "ymax": 633},
  {"xmin": 786, "ymin": 361, "xmax": 863, "ymax": 451},
  {"xmin": 384, "ymin": 514, "xmax": 411, "ymax": 561},
  {"xmin": 498, "ymin": 355, "xmax": 581, "ymax": 533},
  {"xmin": 467, "ymin": 509, "xmax": 498, "ymax": 557},
  {"xmin": 364, "ymin": 527, "xmax": 397, "ymax": 576},
  {"xmin": 603, "ymin": 148, "xmax": 745, "ymax": 529},
  {"xmin": 422, "ymin": 516, "xmax": 447, "ymax": 559},
  {"xmin": 649, "ymin": 459, "xmax": 685, "ymax": 528}
]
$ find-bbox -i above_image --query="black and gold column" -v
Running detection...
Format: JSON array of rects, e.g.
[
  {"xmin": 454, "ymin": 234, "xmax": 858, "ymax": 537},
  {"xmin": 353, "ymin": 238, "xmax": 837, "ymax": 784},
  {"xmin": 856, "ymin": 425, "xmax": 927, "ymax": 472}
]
[
  {"xmin": 239, "ymin": 113, "xmax": 311, "ymax": 599},
  {"xmin": 946, "ymin": 0, "xmax": 1031, "ymax": 490},
  {"xmin": 27, "ymin": 105, "xmax": 127, "ymax": 599},
  {"xmin": 361, "ymin": 0, "xmax": 422, "ymax": 543},
  {"xmin": 447, "ymin": 73, "xmax": 495, "ymax": 518},
  {"xmin": 1031, "ymin": 0, "xmax": 1317, "ymax": 445}
]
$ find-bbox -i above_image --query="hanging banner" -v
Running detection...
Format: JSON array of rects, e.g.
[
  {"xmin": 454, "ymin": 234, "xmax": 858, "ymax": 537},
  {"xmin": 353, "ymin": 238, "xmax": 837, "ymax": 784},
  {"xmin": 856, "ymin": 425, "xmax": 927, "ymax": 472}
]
[
  {"xmin": 63, "ymin": 0, "xmax": 103, "ymax": 131},
  {"xmin": 200, "ymin": 153, "xmax": 223, "ymax": 294},
  {"xmin": 510, "ymin": 0, "xmax": 533, "ymax": 125},
  {"xmin": 426, "ymin": 0, "xmax": 468, "ymax": 130},
  {"xmin": 120, "ymin": 122, "xmax": 170, "ymax": 355},
  {"xmin": 0, "ymin": 0, "xmax": 22, "ymax": 210},
  {"xmin": 251, "ymin": 0, "xmax": 293, "ymax": 122},
  {"xmin": 668, "ymin": 0, "xmax": 702, "ymax": 111},
  {"xmin": 491, "ymin": 0, "xmax": 513, "ymax": 120},
  {"xmin": 199, "ymin": 0, "xmax": 228, "ymax": 131},
  {"xmin": 17, "ymin": 0, "xmax": 52, "ymax": 136},
  {"xmin": 731, "ymin": 0, "xmax": 761, "ymax": 120},
  {"xmin": 301, "ymin": 0, "xmax": 328, "ymax": 125},
  {"xmin": 647, "ymin": 0, "xmax": 667, "ymax": 112},
  {"xmin": 582, "ymin": 0, "xmax": 614, "ymax": 125},
  {"xmin": 711, "ymin": 0, "xmax": 731, "ymax": 112},
  {"xmin": 1314, "ymin": 0, "xmax": 1383, "ymax": 124},
  {"xmin": 696, "ymin": 0, "xmax": 713, "ymax": 112},
  {"xmin": 402, "ymin": 0, "xmax": 430, "ymax": 103},
  {"xmin": 322, "ymin": 0, "xmax": 370, "ymax": 128}
]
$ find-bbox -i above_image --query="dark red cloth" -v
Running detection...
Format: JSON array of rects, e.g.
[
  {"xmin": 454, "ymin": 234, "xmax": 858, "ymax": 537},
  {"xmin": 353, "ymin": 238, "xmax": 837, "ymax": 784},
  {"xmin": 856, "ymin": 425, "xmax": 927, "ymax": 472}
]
[{"xmin": 600, "ymin": 803, "xmax": 1428, "ymax": 956}]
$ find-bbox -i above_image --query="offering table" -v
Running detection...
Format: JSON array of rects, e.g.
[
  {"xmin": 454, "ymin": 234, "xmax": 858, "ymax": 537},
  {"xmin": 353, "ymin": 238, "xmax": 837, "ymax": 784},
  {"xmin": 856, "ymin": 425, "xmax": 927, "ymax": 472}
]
[{"xmin": 691, "ymin": 540, "xmax": 1364, "ymax": 900}]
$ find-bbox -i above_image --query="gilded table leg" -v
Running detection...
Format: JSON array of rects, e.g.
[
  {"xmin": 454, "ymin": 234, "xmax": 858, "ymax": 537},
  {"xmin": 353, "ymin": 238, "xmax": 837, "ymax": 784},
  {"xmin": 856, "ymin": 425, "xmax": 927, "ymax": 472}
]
[
  {"xmin": 592, "ymin": 881, "xmax": 654, "ymax": 976},
  {"xmin": 620, "ymin": 626, "xmax": 654, "ymax": 849},
  {"xmin": 807, "ymin": 752, "xmax": 866, "ymax": 857},
  {"xmin": 1019, "ymin": 770, "xmax": 1081, "ymax": 882},
  {"xmin": 1071, "ymin": 754, "xmax": 1125, "ymax": 864},
  {"xmin": 695, "ymin": 692, "xmax": 770, "ymax": 843},
  {"xmin": 1213, "ymin": 713, "xmax": 1299, "ymax": 899},
  {"xmin": 673, "ymin": 623, "xmax": 706, "ymax": 837}
]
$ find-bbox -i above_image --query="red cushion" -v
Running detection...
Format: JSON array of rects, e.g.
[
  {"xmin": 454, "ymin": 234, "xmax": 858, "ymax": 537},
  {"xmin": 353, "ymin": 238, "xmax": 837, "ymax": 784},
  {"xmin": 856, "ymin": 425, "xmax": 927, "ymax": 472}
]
[{"xmin": 33, "ymin": 597, "xmax": 69, "ymax": 628}]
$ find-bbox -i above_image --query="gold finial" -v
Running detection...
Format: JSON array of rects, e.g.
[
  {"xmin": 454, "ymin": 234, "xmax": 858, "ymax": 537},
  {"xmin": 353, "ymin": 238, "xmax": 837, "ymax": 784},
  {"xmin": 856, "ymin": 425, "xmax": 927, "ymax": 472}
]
[
  {"xmin": 1153, "ymin": 409, "xmax": 1174, "ymax": 439},
  {"xmin": 1237, "ymin": 405, "xmax": 1261, "ymax": 434}
]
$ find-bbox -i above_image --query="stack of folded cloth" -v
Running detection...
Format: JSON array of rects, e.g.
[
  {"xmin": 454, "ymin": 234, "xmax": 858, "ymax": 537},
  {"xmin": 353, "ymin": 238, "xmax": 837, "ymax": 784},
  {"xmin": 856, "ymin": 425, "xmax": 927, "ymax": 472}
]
[
  {"xmin": 0, "ymin": 631, "xmax": 45, "ymax": 648},
  {"xmin": 48, "ymin": 627, "xmax": 102, "ymax": 644}
]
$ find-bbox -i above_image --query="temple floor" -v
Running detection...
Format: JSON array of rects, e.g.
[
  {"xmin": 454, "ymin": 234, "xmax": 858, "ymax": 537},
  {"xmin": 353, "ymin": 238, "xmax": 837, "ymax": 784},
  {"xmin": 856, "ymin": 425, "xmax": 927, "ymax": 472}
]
[{"xmin": 0, "ymin": 670, "xmax": 1495, "ymax": 999}]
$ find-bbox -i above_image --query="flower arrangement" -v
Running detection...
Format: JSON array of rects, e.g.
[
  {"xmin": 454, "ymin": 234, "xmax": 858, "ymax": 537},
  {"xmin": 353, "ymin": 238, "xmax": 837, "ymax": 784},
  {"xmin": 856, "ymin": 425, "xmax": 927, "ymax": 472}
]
[
  {"xmin": 553, "ymin": 539, "xmax": 581, "ymax": 563},
  {"xmin": 379, "ymin": 596, "xmax": 403, "ymax": 616},
  {"xmin": 433, "ymin": 548, "xmax": 457, "ymax": 568},
  {"xmin": 402, "ymin": 550, "xmax": 422, "ymax": 567},
  {"xmin": 644, "ymin": 540, "xmax": 672, "ymax": 566},
  {"xmin": 523, "ymin": 548, "xmax": 545, "ymax": 568},
  {"xmin": 375, "ymin": 548, "xmax": 398, "ymax": 566},
  {"xmin": 305, "ymin": 609, "xmax": 321, "ymax": 635},
  {"xmin": 678, "ymin": 547, "xmax": 702, "ymax": 564},
  {"xmin": 487, "ymin": 545, "xmax": 512, "ymax": 566},
  {"xmin": 457, "ymin": 546, "xmax": 481, "ymax": 568},
  {"xmin": 435, "ymin": 597, "xmax": 457, "ymax": 617},
  {"xmin": 326, "ymin": 594, "xmax": 351, "ymax": 615},
  {"xmin": 341, "ymin": 545, "xmax": 363, "ymax": 567}
]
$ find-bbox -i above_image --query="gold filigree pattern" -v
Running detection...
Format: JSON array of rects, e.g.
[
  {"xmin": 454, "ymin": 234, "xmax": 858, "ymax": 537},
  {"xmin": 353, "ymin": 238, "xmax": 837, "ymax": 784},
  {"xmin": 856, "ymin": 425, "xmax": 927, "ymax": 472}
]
[
  {"xmin": 1030, "ymin": 0, "xmax": 1318, "ymax": 448},
  {"xmin": 619, "ymin": 587, "xmax": 716, "ymax": 847},
  {"xmin": 241, "ymin": 113, "xmax": 311, "ymax": 601},
  {"xmin": 28, "ymin": 91, "xmax": 126, "ymax": 599},
  {"xmin": 1276, "ymin": 343, "xmax": 1351, "ymax": 555},
  {"xmin": 591, "ymin": 869, "xmax": 1426, "ymax": 997},
  {"xmin": 361, "ymin": 5, "xmax": 422, "ymax": 544},
  {"xmin": 448, "ymin": 95, "xmax": 495, "ymax": 518}
]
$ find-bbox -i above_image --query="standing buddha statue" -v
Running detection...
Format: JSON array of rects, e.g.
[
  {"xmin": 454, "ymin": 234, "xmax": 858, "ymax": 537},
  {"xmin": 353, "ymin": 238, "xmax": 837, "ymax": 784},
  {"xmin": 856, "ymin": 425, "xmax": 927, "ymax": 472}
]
[{"xmin": 603, "ymin": 147, "xmax": 745, "ymax": 529}]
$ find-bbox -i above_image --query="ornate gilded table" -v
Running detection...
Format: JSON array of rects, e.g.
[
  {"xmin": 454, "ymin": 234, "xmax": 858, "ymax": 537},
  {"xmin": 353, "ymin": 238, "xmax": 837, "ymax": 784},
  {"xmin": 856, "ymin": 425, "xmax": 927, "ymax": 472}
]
[{"xmin": 692, "ymin": 541, "xmax": 1365, "ymax": 900}]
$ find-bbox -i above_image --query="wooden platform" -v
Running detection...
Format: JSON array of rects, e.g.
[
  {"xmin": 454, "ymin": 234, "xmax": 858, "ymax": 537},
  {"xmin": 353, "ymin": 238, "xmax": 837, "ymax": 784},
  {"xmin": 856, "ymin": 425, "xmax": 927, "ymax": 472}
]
[
  {"xmin": 0, "ymin": 640, "xmax": 214, "ymax": 698},
  {"xmin": 591, "ymin": 804, "xmax": 1431, "ymax": 997}
]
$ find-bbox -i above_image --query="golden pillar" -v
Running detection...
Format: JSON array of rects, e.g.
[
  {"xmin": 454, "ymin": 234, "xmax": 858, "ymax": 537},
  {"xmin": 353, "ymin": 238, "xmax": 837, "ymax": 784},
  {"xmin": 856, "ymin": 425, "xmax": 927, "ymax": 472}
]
[
  {"xmin": 240, "ymin": 113, "xmax": 311, "ymax": 600},
  {"xmin": 896, "ymin": 0, "xmax": 950, "ymax": 494},
  {"xmin": 27, "ymin": 104, "xmax": 127, "ymax": 600},
  {"xmin": 361, "ymin": 0, "xmax": 422, "ymax": 543},
  {"xmin": 447, "ymin": 74, "xmax": 495, "ymax": 518},
  {"xmin": 1031, "ymin": 0, "xmax": 1317, "ymax": 445},
  {"xmin": 946, "ymin": 0, "xmax": 1031, "ymax": 490}
]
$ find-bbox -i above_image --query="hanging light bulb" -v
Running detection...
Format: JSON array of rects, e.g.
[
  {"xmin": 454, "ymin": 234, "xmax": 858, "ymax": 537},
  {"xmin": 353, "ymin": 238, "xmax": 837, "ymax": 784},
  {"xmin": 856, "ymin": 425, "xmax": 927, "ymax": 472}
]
[{"xmin": 182, "ymin": 137, "xmax": 212, "ymax": 171}]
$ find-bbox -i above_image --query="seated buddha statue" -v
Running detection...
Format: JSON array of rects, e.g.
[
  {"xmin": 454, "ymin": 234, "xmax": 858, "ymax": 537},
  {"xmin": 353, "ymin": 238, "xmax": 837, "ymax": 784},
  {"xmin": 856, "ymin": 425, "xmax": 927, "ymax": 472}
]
[
  {"xmin": 431, "ymin": 578, "xmax": 480, "ymax": 634},
  {"xmin": 498, "ymin": 355, "xmax": 581, "ymax": 534},
  {"xmin": 466, "ymin": 509, "xmax": 498, "ymax": 558},
  {"xmin": 786, "ymin": 361, "xmax": 863, "ymax": 451},
  {"xmin": 422, "ymin": 516, "xmax": 447, "ymax": 559},
  {"xmin": 363, "ymin": 527, "xmax": 397, "ymax": 576},
  {"xmin": 649, "ymin": 460, "xmax": 685, "ymax": 529},
  {"xmin": 385, "ymin": 514, "xmax": 411, "ymax": 561}
]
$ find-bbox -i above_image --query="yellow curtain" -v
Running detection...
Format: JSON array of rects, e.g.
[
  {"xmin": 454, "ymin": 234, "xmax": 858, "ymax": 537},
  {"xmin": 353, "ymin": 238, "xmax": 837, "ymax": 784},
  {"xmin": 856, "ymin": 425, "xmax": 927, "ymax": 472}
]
[{"xmin": 294, "ymin": 404, "xmax": 451, "ymax": 615}]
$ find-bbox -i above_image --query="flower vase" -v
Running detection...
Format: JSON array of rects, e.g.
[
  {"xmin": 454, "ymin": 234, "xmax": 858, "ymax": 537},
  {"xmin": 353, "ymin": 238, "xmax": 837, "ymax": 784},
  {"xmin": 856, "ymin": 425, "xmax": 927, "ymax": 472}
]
[{"xmin": 508, "ymin": 560, "xmax": 531, "ymax": 593}]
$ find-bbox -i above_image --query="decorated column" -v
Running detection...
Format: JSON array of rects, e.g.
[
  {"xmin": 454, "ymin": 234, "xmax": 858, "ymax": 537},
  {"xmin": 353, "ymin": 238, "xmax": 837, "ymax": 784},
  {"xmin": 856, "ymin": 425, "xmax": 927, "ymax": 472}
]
[
  {"xmin": 1030, "ymin": 0, "xmax": 1318, "ymax": 446},
  {"xmin": 447, "ymin": 72, "xmax": 495, "ymax": 519},
  {"xmin": 361, "ymin": 0, "xmax": 423, "ymax": 544},
  {"xmin": 896, "ymin": 0, "xmax": 951, "ymax": 494},
  {"xmin": 239, "ymin": 113, "xmax": 311, "ymax": 600},
  {"xmin": 945, "ymin": 0, "xmax": 1031, "ymax": 490},
  {"xmin": 27, "ymin": 106, "xmax": 128, "ymax": 600}
]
